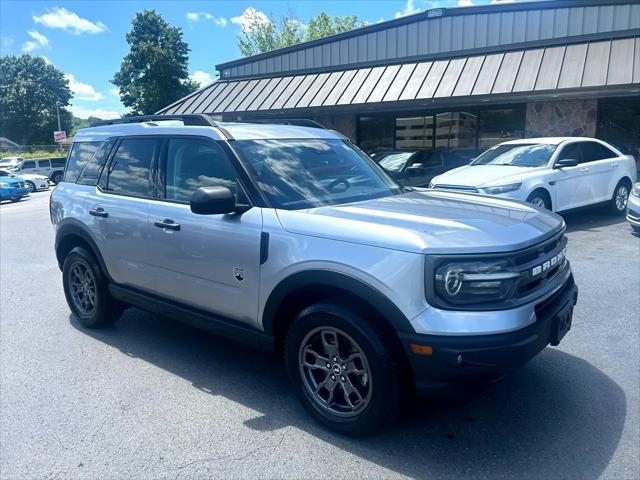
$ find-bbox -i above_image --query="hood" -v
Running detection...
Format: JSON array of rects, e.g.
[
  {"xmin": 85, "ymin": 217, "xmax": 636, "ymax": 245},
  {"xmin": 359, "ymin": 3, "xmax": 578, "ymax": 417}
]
[
  {"xmin": 275, "ymin": 190, "xmax": 563, "ymax": 254},
  {"xmin": 432, "ymin": 164, "xmax": 541, "ymax": 188},
  {"xmin": 0, "ymin": 176, "xmax": 24, "ymax": 185},
  {"xmin": 18, "ymin": 173, "xmax": 47, "ymax": 180}
]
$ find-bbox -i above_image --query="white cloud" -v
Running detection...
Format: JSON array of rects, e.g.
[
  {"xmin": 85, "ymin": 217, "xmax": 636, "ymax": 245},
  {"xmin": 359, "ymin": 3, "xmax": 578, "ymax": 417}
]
[
  {"xmin": 186, "ymin": 12, "xmax": 227, "ymax": 27},
  {"xmin": 1, "ymin": 35, "xmax": 14, "ymax": 51},
  {"xmin": 395, "ymin": 0, "xmax": 422, "ymax": 18},
  {"xmin": 231, "ymin": 7, "xmax": 270, "ymax": 33},
  {"xmin": 109, "ymin": 88, "xmax": 120, "ymax": 98},
  {"xmin": 39, "ymin": 55, "xmax": 52, "ymax": 64},
  {"xmin": 33, "ymin": 7, "xmax": 107, "ymax": 35},
  {"xmin": 458, "ymin": 0, "xmax": 474, "ymax": 5},
  {"xmin": 190, "ymin": 70, "xmax": 214, "ymax": 87},
  {"xmin": 21, "ymin": 30, "xmax": 50, "ymax": 53},
  {"xmin": 67, "ymin": 105, "xmax": 121, "ymax": 120},
  {"xmin": 65, "ymin": 74, "xmax": 102, "ymax": 101},
  {"xmin": 491, "ymin": 0, "xmax": 515, "ymax": 3}
]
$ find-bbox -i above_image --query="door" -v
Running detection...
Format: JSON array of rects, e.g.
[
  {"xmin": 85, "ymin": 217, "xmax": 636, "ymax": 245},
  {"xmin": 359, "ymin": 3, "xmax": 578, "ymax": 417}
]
[
  {"xmin": 19, "ymin": 159, "xmax": 38, "ymax": 174},
  {"xmin": 36, "ymin": 159, "xmax": 52, "ymax": 176},
  {"xmin": 552, "ymin": 143, "xmax": 594, "ymax": 211},
  {"xmin": 578, "ymin": 141, "xmax": 621, "ymax": 203},
  {"xmin": 86, "ymin": 137, "xmax": 159, "ymax": 291},
  {"xmin": 147, "ymin": 137, "xmax": 263, "ymax": 326}
]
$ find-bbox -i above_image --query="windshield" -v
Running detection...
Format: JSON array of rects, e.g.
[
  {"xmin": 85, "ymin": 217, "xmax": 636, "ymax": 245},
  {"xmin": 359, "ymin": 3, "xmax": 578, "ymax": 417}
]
[
  {"xmin": 472, "ymin": 144, "xmax": 556, "ymax": 167},
  {"xmin": 232, "ymin": 139, "xmax": 401, "ymax": 210},
  {"xmin": 377, "ymin": 152, "xmax": 414, "ymax": 172}
]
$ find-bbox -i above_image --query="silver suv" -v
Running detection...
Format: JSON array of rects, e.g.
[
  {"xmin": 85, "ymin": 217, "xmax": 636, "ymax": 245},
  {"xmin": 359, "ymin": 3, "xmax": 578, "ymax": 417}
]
[{"xmin": 51, "ymin": 115, "xmax": 578, "ymax": 436}]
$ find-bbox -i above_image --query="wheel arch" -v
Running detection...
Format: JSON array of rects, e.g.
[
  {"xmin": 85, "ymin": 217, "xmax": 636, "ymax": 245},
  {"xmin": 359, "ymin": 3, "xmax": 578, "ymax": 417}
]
[
  {"xmin": 526, "ymin": 186, "xmax": 553, "ymax": 210},
  {"xmin": 262, "ymin": 270, "xmax": 414, "ymax": 357},
  {"xmin": 55, "ymin": 222, "xmax": 110, "ymax": 281}
]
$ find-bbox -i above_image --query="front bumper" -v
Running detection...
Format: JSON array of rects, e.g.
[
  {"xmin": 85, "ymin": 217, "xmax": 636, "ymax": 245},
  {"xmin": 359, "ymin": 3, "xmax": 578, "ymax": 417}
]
[
  {"xmin": 626, "ymin": 194, "xmax": 640, "ymax": 227},
  {"xmin": 399, "ymin": 274, "xmax": 578, "ymax": 391},
  {"xmin": 0, "ymin": 187, "xmax": 30, "ymax": 200}
]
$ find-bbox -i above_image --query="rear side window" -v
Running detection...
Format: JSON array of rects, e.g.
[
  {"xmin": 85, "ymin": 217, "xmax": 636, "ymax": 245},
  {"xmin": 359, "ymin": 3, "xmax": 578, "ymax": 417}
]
[
  {"xmin": 65, "ymin": 142, "xmax": 103, "ymax": 182},
  {"xmin": 579, "ymin": 142, "xmax": 617, "ymax": 162},
  {"xmin": 51, "ymin": 158, "xmax": 66, "ymax": 168},
  {"xmin": 37, "ymin": 159, "xmax": 51, "ymax": 168},
  {"xmin": 105, "ymin": 138, "xmax": 158, "ymax": 197},
  {"xmin": 21, "ymin": 160, "xmax": 36, "ymax": 169},
  {"xmin": 77, "ymin": 140, "xmax": 114, "ymax": 186}
]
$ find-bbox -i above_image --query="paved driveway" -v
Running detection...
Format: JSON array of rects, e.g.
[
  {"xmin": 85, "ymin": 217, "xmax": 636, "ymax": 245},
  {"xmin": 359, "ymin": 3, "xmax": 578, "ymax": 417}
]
[{"xmin": 1, "ymin": 191, "xmax": 638, "ymax": 479}]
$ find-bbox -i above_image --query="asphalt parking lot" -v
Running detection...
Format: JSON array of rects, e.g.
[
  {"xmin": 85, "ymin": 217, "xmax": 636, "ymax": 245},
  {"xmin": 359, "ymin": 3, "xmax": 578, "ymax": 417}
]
[{"xmin": 1, "ymin": 190, "xmax": 638, "ymax": 480}]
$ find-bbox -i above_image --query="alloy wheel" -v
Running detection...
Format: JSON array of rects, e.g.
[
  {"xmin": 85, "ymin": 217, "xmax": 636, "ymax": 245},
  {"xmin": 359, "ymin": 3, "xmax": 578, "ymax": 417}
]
[
  {"xmin": 298, "ymin": 326, "xmax": 373, "ymax": 417},
  {"xmin": 530, "ymin": 197, "xmax": 546, "ymax": 209},
  {"xmin": 69, "ymin": 261, "xmax": 97, "ymax": 316},
  {"xmin": 615, "ymin": 185, "xmax": 629, "ymax": 211}
]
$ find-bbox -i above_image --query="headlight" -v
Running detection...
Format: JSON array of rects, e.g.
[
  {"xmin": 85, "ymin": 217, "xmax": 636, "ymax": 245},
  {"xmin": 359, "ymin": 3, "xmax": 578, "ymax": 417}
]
[
  {"xmin": 434, "ymin": 260, "xmax": 519, "ymax": 306},
  {"xmin": 0, "ymin": 182, "xmax": 9, "ymax": 188},
  {"xmin": 428, "ymin": 181, "xmax": 435, "ymax": 189},
  {"xmin": 482, "ymin": 183, "xmax": 522, "ymax": 194},
  {"xmin": 632, "ymin": 183, "xmax": 640, "ymax": 197}
]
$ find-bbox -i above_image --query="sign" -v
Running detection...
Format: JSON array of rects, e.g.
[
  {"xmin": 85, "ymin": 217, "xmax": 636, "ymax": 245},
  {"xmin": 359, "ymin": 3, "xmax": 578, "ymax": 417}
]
[{"xmin": 54, "ymin": 131, "xmax": 66, "ymax": 143}]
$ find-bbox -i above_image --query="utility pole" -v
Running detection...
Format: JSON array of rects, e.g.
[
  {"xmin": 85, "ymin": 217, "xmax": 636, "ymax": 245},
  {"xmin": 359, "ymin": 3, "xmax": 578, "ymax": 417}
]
[{"xmin": 55, "ymin": 101, "xmax": 63, "ymax": 155}]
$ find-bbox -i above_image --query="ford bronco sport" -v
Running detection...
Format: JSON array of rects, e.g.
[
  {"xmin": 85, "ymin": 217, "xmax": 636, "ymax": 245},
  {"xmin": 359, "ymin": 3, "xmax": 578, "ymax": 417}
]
[{"xmin": 51, "ymin": 115, "xmax": 578, "ymax": 436}]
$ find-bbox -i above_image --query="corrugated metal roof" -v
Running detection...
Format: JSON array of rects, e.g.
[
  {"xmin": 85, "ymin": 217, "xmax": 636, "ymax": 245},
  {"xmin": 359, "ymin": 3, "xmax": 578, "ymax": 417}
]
[{"xmin": 160, "ymin": 36, "xmax": 640, "ymax": 115}]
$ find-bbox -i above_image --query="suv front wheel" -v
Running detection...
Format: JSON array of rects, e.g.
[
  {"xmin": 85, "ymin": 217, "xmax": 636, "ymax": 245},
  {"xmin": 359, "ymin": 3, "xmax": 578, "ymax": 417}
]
[
  {"xmin": 62, "ymin": 246, "xmax": 123, "ymax": 328},
  {"xmin": 285, "ymin": 303, "xmax": 404, "ymax": 436}
]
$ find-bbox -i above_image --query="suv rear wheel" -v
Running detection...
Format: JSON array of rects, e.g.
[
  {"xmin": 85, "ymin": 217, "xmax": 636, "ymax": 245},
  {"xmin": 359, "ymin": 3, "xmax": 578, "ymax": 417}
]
[
  {"xmin": 62, "ymin": 247, "xmax": 123, "ymax": 328},
  {"xmin": 285, "ymin": 303, "xmax": 403, "ymax": 436}
]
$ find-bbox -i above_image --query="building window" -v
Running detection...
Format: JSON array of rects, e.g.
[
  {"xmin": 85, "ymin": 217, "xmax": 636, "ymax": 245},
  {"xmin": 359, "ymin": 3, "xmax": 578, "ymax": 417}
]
[
  {"xmin": 396, "ymin": 116, "xmax": 431, "ymax": 149},
  {"xmin": 478, "ymin": 108, "xmax": 525, "ymax": 148},
  {"xmin": 435, "ymin": 112, "xmax": 477, "ymax": 150},
  {"xmin": 597, "ymin": 98, "xmax": 640, "ymax": 160},
  {"xmin": 358, "ymin": 116, "xmax": 394, "ymax": 153}
]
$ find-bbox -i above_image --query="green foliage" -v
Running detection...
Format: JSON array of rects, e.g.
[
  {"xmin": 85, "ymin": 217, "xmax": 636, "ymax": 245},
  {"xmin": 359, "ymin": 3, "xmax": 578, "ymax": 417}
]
[
  {"xmin": 112, "ymin": 10, "xmax": 198, "ymax": 115},
  {"xmin": 0, "ymin": 151, "xmax": 68, "ymax": 160},
  {"xmin": 0, "ymin": 55, "xmax": 73, "ymax": 145},
  {"xmin": 70, "ymin": 116, "xmax": 102, "ymax": 136},
  {"xmin": 237, "ymin": 10, "xmax": 366, "ymax": 56},
  {"xmin": 305, "ymin": 12, "xmax": 364, "ymax": 41}
]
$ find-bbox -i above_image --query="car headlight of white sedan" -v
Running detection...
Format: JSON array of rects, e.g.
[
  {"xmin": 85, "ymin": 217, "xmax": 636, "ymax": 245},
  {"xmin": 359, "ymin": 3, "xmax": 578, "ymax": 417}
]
[{"xmin": 482, "ymin": 183, "xmax": 522, "ymax": 194}]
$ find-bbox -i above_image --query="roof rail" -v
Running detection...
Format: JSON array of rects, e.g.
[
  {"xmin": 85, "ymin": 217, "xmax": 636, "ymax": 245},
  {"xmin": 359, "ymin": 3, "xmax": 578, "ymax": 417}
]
[
  {"xmin": 241, "ymin": 118, "xmax": 327, "ymax": 129},
  {"xmin": 90, "ymin": 114, "xmax": 218, "ymax": 128}
]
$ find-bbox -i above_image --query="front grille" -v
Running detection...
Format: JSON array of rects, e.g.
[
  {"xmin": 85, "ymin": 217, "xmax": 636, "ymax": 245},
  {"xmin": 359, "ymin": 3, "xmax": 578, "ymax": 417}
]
[
  {"xmin": 433, "ymin": 184, "xmax": 479, "ymax": 193},
  {"xmin": 511, "ymin": 231, "xmax": 567, "ymax": 300}
]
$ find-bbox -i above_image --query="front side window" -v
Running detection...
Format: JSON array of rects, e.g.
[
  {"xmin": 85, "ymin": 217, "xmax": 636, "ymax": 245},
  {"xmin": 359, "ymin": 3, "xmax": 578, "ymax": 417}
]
[
  {"xmin": 557, "ymin": 143, "xmax": 582, "ymax": 163},
  {"xmin": 472, "ymin": 144, "xmax": 556, "ymax": 167},
  {"xmin": 105, "ymin": 138, "xmax": 157, "ymax": 197},
  {"xmin": 164, "ymin": 138, "xmax": 238, "ymax": 202},
  {"xmin": 233, "ymin": 139, "xmax": 400, "ymax": 210},
  {"xmin": 65, "ymin": 142, "xmax": 102, "ymax": 182}
]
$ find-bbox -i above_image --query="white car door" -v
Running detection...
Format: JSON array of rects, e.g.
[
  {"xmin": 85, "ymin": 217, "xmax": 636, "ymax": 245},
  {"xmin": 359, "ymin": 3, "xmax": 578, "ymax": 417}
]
[
  {"xmin": 578, "ymin": 141, "xmax": 622, "ymax": 203},
  {"xmin": 19, "ymin": 159, "xmax": 38, "ymax": 175},
  {"xmin": 36, "ymin": 159, "xmax": 52, "ymax": 177},
  {"xmin": 552, "ymin": 142, "xmax": 593, "ymax": 211}
]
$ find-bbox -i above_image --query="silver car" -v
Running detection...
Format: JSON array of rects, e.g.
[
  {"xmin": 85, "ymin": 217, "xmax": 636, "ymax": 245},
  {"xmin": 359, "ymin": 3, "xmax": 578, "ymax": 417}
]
[{"xmin": 51, "ymin": 115, "xmax": 578, "ymax": 436}]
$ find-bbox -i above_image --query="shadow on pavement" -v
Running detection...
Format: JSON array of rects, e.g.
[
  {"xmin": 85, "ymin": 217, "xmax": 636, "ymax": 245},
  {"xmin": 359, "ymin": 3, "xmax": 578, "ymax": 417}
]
[
  {"xmin": 72, "ymin": 309, "xmax": 626, "ymax": 480},
  {"xmin": 560, "ymin": 205, "xmax": 627, "ymax": 233}
]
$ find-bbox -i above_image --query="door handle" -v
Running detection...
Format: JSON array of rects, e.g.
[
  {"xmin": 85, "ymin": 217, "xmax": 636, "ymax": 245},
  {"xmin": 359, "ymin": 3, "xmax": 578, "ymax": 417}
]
[
  {"xmin": 610, "ymin": 162, "xmax": 618, "ymax": 168},
  {"xmin": 154, "ymin": 219, "xmax": 180, "ymax": 231},
  {"xmin": 89, "ymin": 207, "xmax": 108, "ymax": 218},
  {"xmin": 580, "ymin": 167, "xmax": 589, "ymax": 172}
]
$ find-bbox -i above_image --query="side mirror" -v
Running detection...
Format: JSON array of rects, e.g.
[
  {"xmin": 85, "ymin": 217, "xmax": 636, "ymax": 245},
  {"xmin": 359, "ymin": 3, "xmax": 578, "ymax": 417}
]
[
  {"xmin": 190, "ymin": 186, "xmax": 243, "ymax": 215},
  {"xmin": 554, "ymin": 158, "xmax": 579, "ymax": 169}
]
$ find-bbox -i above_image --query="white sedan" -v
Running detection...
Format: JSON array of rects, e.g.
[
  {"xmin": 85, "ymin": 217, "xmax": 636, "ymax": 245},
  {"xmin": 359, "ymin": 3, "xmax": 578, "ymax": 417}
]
[
  {"xmin": 429, "ymin": 137, "xmax": 637, "ymax": 214},
  {"xmin": 0, "ymin": 169, "xmax": 49, "ymax": 193}
]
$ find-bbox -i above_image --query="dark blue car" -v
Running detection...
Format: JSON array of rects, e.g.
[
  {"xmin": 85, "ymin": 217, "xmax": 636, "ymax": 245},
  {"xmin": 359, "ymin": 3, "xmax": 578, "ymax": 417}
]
[{"xmin": 0, "ymin": 171, "xmax": 30, "ymax": 202}]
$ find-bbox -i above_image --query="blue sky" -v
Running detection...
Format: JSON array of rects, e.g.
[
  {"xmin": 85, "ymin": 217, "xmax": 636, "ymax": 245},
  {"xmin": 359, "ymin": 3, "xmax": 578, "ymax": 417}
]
[{"xmin": 0, "ymin": 0, "xmax": 526, "ymax": 119}]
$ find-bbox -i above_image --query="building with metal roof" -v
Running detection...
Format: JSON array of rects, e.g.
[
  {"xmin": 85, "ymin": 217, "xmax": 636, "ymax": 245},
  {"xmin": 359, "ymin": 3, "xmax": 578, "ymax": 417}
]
[{"xmin": 160, "ymin": 0, "xmax": 640, "ymax": 161}]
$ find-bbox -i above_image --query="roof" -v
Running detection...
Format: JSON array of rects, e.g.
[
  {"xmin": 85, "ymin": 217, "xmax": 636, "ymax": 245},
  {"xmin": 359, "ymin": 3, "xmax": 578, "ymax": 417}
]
[
  {"xmin": 502, "ymin": 137, "xmax": 576, "ymax": 145},
  {"xmin": 73, "ymin": 120, "xmax": 341, "ymax": 142},
  {"xmin": 160, "ymin": 36, "xmax": 640, "ymax": 116}
]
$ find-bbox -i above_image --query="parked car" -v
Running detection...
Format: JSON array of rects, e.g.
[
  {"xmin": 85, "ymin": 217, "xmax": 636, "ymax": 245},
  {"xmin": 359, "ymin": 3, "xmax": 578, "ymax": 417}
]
[
  {"xmin": 0, "ymin": 169, "xmax": 49, "ymax": 192},
  {"xmin": 429, "ymin": 138, "xmax": 637, "ymax": 214},
  {"xmin": 46, "ymin": 157, "xmax": 67, "ymax": 184},
  {"xmin": 0, "ymin": 156, "xmax": 66, "ymax": 183},
  {"xmin": 626, "ymin": 182, "xmax": 640, "ymax": 233},
  {"xmin": 0, "ymin": 156, "xmax": 21, "ymax": 170},
  {"xmin": 373, "ymin": 149, "xmax": 473, "ymax": 187},
  {"xmin": 0, "ymin": 172, "xmax": 30, "ymax": 203},
  {"xmin": 52, "ymin": 115, "xmax": 578, "ymax": 436}
]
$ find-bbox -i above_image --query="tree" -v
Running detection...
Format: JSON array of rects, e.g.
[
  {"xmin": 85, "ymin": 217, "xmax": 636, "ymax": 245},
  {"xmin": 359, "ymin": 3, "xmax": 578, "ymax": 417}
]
[
  {"xmin": 0, "ymin": 55, "xmax": 72, "ymax": 145},
  {"xmin": 237, "ymin": 10, "xmax": 367, "ymax": 57},
  {"xmin": 112, "ymin": 10, "xmax": 198, "ymax": 115},
  {"xmin": 305, "ymin": 12, "xmax": 364, "ymax": 41}
]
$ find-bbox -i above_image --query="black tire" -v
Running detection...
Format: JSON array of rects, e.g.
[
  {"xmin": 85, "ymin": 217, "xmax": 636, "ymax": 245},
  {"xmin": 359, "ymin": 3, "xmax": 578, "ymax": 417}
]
[
  {"xmin": 526, "ymin": 189, "xmax": 551, "ymax": 210},
  {"xmin": 52, "ymin": 172, "xmax": 63, "ymax": 184},
  {"xmin": 10, "ymin": 197, "xmax": 20, "ymax": 203},
  {"xmin": 285, "ymin": 302, "xmax": 404, "ymax": 437},
  {"xmin": 610, "ymin": 179, "xmax": 631, "ymax": 215},
  {"xmin": 25, "ymin": 181, "xmax": 36, "ymax": 193},
  {"xmin": 62, "ymin": 246, "xmax": 123, "ymax": 328}
]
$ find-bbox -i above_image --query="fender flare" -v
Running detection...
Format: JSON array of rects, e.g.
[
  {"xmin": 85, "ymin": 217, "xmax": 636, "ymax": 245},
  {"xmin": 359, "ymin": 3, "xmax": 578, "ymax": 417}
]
[
  {"xmin": 261, "ymin": 270, "xmax": 415, "ymax": 336},
  {"xmin": 55, "ymin": 220, "xmax": 112, "ymax": 281}
]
